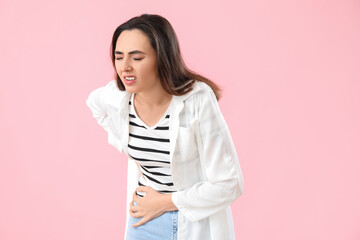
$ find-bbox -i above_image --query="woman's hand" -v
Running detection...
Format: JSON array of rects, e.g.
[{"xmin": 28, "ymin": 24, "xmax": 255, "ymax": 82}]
[{"xmin": 129, "ymin": 186, "xmax": 178, "ymax": 227}]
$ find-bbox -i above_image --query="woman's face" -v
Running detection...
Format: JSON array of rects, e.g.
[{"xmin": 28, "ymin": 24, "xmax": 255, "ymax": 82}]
[{"xmin": 114, "ymin": 29, "xmax": 161, "ymax": 94}]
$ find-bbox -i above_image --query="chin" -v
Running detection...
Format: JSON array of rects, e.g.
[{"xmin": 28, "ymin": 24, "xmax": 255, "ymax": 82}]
[{"xmin": 124, "ymin": 87, "xmax": 138, "ymax": 93}]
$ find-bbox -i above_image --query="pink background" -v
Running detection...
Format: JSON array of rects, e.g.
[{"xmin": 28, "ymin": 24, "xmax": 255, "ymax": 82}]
[{"xmin": 1, "ymin": 0, "xmax": 359, "ymax": 239}]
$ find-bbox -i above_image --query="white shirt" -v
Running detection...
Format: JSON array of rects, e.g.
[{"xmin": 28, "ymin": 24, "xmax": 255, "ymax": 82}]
[{"xmin": 86, "ymin": 79, "xmax": 244, "ymax": 240}]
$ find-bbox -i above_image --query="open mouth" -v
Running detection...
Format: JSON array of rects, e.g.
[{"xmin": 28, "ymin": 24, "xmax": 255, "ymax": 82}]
[{"xmin": 123, "ymin": 76, "xmax": 136, "ymax": 85}]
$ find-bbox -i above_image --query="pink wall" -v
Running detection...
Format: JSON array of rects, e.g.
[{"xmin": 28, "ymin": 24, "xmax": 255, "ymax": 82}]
[{"xmin": 1, "ymin": 0, "xmax": 359, "ymax": 239}]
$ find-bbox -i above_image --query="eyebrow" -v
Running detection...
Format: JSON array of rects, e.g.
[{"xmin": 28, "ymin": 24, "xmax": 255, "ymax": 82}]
[{"xmin": 115, "ymin": 50, "xmax": 146, "ymax": 55}]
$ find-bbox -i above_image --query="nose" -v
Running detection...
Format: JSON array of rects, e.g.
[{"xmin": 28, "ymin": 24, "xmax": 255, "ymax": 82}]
[{"xmin": 121, "ymin": 58, "xmax": 132, "ymax": 72}]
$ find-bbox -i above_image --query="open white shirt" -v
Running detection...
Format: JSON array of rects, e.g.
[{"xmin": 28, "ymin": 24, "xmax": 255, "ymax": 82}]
[{"xmin": 86, "ymin": 79, "xmax": 244, "ymax": 240}]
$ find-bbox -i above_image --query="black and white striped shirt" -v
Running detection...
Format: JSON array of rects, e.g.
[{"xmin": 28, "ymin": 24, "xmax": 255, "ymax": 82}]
[{"xmin": 128, "ymin": 93, "xmax": 177, "ymax": 197}]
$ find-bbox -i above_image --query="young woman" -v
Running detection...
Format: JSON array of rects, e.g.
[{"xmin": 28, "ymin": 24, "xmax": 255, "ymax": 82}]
[{"xmin": 86, "ymin": 14, "xmax": 244, "ymax": 240}]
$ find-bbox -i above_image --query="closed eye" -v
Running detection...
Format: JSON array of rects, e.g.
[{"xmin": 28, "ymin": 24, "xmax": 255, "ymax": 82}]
[{"xmin": 115, "ymin": 57, "xmax": 143, "ymax": 61}]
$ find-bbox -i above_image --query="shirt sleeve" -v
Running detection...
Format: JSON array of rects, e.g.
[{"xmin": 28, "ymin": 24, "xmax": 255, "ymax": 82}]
[
  {"xmin": 85, "ymin": 82, "xmax": 112, "ymax": 133},
  {"xmin": 85, "ymin": 80, "xmax": 123, "ymax": 152},
  {"xmin": 171, "ymin": 88, "xmax": 244, "ymax": 222}
]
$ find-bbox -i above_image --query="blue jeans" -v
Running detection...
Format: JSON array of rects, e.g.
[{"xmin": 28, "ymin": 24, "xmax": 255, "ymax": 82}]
[{"xmin": 126, "ymin": 202, "xmax": 178, "ymax": 240}]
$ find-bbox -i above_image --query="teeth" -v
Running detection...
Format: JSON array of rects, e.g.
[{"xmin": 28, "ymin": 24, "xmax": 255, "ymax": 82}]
[{"xmin": 125, "ymin": 77, "xmax": 135, "ymax": 80}]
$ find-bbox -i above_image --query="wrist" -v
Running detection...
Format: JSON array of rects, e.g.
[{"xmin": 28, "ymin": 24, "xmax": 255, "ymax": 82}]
[{"xmin": 162, "ymin": 193, "xmax": 178, "ymax": 212}]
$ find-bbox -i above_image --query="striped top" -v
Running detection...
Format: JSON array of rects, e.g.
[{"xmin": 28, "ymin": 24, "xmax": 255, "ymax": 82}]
[{"xmin": 128, "ymin": 93, "xmax": 177, "ymax": 197}]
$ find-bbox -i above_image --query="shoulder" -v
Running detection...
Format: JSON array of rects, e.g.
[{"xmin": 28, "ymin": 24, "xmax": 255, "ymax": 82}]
[
  {"xmin": 88, "ymin": 79, "xmax": 122, "ymax": 96},
  {"xmin": 176, "ymin": 81, "xmax": 219, "ymax": 122},
  {"xmin": 90, "ymin": 79, "xmax": 129, "ymax": 110},
  {"xmin": 196, "ymin": 80, "xmax": 212, "ymax": 90},
  {"xmin": 104, "ymin": 79, "xmax": 127, "ymax": 96},
  {"xmin": 194, "ymin": 80, "xmax": 214, "ymax": 94},
  {"xmin": 184, "ymin": 80, "xmax": 217, "ymax": 105},
  {"xmin": 103, "ymin": 79, "xmax": 126, "ymax": 96},
  {"xmin": 105, "ymin": 80, "xmax": 129, "ymax": 109},
  {"xmin": 177, "ymin": 80, "xmax": 215, "ymax": 103}
]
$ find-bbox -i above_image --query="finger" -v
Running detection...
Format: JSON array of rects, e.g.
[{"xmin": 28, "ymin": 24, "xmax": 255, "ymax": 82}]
[
  {"xmin": 129, "ymin": 204, "xmax": 141, "ymax": 213},
  {"xmin": 129, "ymin": 210, "xmax": 143, "ymax": 218},
  {"xmin": 136, "ymin": 186, "xmax": 149, "ymax": 193},
  {"xmin": 132, "ymin": 216, "xmax": 150, "ymax": 227},
  {"xmin": 133, "ymin": 191, "xmax": 142, "ymax": 201}
]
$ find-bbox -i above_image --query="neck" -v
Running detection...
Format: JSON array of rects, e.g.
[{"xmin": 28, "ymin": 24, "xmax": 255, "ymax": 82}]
[{"xmin": 134, "ymin": 83, "xmax": 172, "ymax": 108}]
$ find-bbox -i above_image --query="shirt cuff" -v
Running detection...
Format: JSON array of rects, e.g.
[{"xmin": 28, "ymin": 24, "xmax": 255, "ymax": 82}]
[{"xmin": 171, "ymin": 191, "xmax": 197, "ymax": 222}]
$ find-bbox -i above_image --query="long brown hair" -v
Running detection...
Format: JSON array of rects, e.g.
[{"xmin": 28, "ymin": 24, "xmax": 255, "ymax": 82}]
[{"xmin": 110, "ymin": 14, "xmax": 222, "ymax": 100}]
